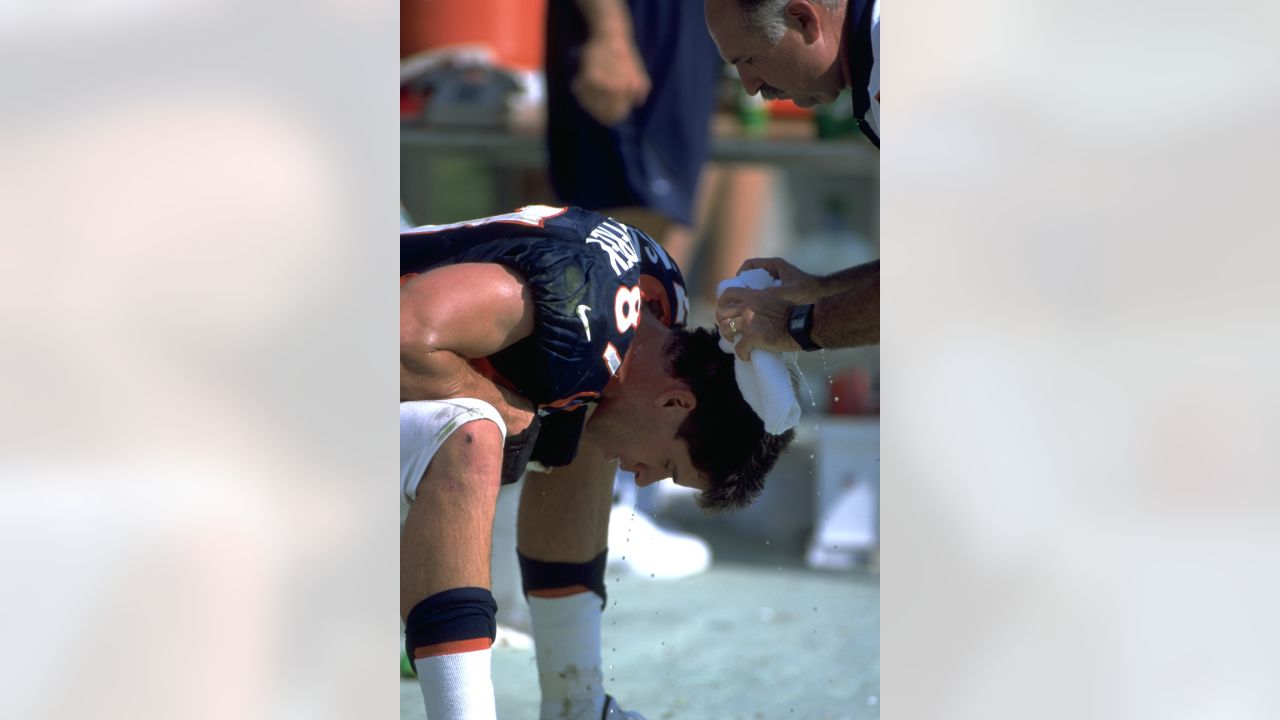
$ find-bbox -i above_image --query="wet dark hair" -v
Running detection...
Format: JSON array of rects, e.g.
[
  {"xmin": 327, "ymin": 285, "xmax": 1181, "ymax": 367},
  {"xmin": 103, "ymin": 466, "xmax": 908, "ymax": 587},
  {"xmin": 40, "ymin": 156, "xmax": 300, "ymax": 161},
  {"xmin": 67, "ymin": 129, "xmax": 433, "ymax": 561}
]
[{"xmin": 665, "ymin": 327, "xmax": 796, "ymax": 512}]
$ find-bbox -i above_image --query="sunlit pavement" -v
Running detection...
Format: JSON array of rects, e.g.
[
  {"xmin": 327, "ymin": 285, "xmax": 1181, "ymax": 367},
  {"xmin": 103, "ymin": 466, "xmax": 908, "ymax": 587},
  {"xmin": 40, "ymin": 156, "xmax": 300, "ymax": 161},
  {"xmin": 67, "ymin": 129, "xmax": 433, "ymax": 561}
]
[{"xmin": 401, "ymin": 526, "xmax": 880, "ymax": 720}]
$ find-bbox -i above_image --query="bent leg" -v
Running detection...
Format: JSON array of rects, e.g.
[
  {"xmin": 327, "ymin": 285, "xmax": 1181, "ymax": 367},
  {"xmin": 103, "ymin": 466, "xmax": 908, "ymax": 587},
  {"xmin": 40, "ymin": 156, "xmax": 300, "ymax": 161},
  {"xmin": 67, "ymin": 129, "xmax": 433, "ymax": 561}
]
[
  {"xmin": 402, "ymin": 411, "xmax": 504, "ymax": 720},
  {"xmin": 402, "ymin": 417, "xmax": 504, "ymax": 614},
  {"xmin": 518, "ymin": 442, "xmax": 618, "ymax": 720},
  {"xmin": 518, "ymin": 441, "xmax": 614, "ymax": 563}
]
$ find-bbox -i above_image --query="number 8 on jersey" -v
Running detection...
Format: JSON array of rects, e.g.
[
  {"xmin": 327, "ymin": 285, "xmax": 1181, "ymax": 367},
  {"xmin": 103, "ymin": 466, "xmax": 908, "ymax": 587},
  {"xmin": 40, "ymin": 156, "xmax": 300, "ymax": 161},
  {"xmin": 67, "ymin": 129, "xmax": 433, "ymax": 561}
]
[{"xmin": 614, "ymin": 285, "xmax": 642, "ymax": 333}]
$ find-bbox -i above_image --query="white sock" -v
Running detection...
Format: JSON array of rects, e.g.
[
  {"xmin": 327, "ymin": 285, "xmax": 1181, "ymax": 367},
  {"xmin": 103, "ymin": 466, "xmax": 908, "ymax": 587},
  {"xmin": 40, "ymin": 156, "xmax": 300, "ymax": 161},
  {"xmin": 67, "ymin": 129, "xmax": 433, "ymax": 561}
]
[
  {"xmin": 415, "ymin": 647, "xmax": 497, "ymax": 720},
  {"xmin": 529, "ymin": 591, "xmax": 606, "ymax": 720}
]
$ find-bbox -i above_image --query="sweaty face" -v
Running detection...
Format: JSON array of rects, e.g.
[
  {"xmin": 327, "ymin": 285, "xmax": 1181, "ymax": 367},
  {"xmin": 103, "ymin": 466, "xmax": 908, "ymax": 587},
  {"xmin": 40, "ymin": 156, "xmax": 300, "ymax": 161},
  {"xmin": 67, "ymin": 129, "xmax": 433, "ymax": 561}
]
[
  {"xmin": 619, "ymin": 434, "xmax": 707, "ymax": 492},
  {"xmin": 585, "ymin": 313, "xmax": 711, "ymax": 491},
  {"xmin": 704, "ymin": 0, "xmax": 843, "ymax": 107},
  {"xmin": 586, "ymin": 393, "xmax": 710, "ymax": 492}
]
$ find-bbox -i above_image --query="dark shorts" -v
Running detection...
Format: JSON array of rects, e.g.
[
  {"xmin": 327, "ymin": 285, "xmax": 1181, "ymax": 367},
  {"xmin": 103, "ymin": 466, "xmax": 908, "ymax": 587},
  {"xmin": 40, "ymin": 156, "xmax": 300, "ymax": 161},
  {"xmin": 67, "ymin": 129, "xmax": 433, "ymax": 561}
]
[{"xmin": 545, "ymin": 0, "xmax": 723, "ymax": 227}]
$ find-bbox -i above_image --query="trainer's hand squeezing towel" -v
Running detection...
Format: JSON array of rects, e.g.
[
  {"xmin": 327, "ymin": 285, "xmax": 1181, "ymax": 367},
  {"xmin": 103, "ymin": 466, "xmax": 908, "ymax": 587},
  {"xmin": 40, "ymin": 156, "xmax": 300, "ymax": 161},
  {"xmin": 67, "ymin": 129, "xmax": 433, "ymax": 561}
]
[{"xmin": 716, "ymin": 269, "xmax": 804, "ymax": 435}]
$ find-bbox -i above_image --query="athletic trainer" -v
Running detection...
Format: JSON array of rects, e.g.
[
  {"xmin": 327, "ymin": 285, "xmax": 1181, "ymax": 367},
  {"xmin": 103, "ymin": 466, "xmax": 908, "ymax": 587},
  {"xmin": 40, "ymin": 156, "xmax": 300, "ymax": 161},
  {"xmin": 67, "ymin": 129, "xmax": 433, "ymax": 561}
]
[{"xmin": 705, "ymin": 0, "xmax": 881, "ymax": 354}]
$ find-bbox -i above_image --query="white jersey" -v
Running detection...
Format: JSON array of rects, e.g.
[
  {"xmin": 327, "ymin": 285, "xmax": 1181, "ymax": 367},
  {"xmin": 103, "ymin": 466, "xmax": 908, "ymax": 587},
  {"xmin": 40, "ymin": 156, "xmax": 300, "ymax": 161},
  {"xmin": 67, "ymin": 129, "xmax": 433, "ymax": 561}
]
[{"xmin": 866, "ymin": 0, "xmax": 880, "ymax": 140}]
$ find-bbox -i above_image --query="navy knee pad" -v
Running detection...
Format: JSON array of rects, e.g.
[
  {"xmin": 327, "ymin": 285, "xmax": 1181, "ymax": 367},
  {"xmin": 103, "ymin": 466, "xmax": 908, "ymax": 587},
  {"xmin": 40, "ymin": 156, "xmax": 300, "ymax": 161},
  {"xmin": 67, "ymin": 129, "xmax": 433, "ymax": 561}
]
[
  {"xmin": 518, "ymin": 549, "xmax": 608, "ymax": 607},
  {"xmin": 403, "ymin": 587, "xmax": 497, "ymax": 672}
]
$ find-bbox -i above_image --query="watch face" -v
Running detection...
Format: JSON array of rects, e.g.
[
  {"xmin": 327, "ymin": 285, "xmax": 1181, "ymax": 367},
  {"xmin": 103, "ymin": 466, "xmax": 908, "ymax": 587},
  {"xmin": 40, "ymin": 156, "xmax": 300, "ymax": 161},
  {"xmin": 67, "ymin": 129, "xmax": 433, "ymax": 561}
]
[
  {"xmin": 789, "ymin": 306, "xmax": 807, "ymax": 331},
  {"xmin": 787, "ymin": 304, "xmax": 818, "ymax": 350}
]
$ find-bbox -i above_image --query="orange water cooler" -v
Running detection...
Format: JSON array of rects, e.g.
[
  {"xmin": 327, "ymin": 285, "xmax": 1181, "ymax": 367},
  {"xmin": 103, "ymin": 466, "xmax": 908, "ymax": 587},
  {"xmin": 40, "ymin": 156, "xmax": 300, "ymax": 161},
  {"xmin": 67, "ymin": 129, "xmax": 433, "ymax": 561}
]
[{"xmin": 401, "ymin": 0, "xmax": 547, "ymax": 70}]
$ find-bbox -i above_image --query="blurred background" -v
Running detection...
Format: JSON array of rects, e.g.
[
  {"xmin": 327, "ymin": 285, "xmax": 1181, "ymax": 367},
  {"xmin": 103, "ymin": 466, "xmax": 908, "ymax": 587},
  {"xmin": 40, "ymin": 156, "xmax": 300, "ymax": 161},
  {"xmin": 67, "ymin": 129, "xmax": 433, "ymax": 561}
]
[
  {"xmin": 400, "ymin": 1, "xmax": 880, "ymax": 717},
  {"xmin": 4, "ymin": 1, "xmax": 1279, "ymax": 719}
]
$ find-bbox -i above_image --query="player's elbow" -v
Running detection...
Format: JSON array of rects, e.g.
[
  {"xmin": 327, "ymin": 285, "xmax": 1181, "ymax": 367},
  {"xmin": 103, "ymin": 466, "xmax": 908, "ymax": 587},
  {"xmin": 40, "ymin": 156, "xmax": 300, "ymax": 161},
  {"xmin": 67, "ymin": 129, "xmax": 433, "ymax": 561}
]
[{"xmin": 400, "ymin": 314, "xmax": 443, "ymax": 370}]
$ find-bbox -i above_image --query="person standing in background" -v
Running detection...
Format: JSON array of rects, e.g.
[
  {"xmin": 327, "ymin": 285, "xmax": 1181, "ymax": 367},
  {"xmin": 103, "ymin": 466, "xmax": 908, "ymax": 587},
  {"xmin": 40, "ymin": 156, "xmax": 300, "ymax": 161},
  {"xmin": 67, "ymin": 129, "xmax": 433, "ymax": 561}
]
[{"xmin": 545, "ymin": 0, "xmax": 724, "ymax": 271}]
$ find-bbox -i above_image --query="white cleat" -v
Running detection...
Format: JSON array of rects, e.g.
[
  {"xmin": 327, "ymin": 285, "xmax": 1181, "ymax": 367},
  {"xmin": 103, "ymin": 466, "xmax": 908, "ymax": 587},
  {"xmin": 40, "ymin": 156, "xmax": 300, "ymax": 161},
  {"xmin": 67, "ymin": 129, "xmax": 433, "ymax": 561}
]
[
  {"xmin": 607, "ymin": 504, "xmax": 711, "ymax": 579},
  {"xmin": 602, "ymin": 695, "xmax": 647, "ymax": 720}
]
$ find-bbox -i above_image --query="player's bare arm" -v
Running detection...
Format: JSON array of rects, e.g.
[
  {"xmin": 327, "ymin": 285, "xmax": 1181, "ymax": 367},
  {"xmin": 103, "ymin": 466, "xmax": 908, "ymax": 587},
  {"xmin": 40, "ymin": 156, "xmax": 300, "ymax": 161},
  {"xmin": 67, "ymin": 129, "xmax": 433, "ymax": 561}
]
[
  {"xmin": 400, "ymin": 262, "xmax": 538, "ymax": 431},
  {"xmin": 401, "ymin": 262, "xmax": 536, "ymax": 358}
]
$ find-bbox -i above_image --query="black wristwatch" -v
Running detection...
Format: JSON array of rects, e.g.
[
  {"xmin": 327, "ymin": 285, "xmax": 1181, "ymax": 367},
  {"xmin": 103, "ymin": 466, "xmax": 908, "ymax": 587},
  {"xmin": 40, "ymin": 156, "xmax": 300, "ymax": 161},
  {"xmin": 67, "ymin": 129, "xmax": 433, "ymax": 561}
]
[{"xmin": 787, "ymin": 303, "xmax": 822, "ymax": 351}]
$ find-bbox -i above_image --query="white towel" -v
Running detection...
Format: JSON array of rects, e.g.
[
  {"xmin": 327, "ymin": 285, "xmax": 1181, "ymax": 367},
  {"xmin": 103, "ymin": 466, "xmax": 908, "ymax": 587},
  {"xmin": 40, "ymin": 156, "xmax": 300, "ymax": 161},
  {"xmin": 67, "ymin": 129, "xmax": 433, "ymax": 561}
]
[{"xmin": 716, "ymin": 269, "xmax": 804, "ymax": 435}]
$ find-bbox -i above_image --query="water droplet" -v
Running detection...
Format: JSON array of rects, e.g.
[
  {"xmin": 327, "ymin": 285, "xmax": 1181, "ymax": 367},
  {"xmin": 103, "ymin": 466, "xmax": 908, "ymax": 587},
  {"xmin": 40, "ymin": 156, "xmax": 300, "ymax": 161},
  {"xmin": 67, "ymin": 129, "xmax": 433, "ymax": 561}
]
[{"xmin": 833, "ymin": 396, "xmax": 839, "ymax": 402}]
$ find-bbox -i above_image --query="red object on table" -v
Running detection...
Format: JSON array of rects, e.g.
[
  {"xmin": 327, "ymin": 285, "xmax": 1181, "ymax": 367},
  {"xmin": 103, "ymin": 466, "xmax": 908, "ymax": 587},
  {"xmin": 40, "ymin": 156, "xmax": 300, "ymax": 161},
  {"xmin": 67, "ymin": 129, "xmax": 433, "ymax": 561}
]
[
  {"xmin": 829, "ymin": 368, "xmax": 879, "ymax": 416},
  {"xmin": 765, "ymin": 99, "xmax": 814, "ymax": 119}
]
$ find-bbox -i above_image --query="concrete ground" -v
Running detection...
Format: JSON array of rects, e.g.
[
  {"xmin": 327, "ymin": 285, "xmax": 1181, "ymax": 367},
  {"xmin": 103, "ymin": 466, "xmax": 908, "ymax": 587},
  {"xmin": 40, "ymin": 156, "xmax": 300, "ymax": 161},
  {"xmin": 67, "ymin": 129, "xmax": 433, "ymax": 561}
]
[{"xmin": 401, "ymin": 513, "xmax": 880, "ymax": 720}]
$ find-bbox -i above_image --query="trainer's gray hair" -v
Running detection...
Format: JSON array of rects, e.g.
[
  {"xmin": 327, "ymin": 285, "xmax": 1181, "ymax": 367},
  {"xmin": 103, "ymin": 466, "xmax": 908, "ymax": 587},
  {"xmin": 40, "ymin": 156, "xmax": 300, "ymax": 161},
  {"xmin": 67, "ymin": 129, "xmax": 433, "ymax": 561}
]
[{"xmin": 736, "ymin": 0, "xmax": 842, "ymax": 44}]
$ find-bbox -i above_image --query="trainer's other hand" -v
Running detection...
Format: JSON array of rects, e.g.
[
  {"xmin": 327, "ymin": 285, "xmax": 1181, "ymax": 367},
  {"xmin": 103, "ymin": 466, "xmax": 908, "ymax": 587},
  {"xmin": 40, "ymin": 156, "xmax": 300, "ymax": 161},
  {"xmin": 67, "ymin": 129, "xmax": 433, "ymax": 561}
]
[{"xmin": 572, "ymin": 32, "xmax": 651, "ymax": 126}]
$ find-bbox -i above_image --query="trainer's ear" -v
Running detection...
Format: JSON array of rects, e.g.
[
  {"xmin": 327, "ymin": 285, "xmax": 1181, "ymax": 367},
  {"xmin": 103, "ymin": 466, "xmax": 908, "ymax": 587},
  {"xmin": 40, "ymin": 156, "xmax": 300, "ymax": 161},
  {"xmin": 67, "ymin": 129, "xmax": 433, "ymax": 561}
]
[
  {"xmin": 786, "ymin": 0, "xmax": 822, "ymax": 43},
  {"xmin": 657, "ymin": 388, "xmax": 696, "ymax": 412}
]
